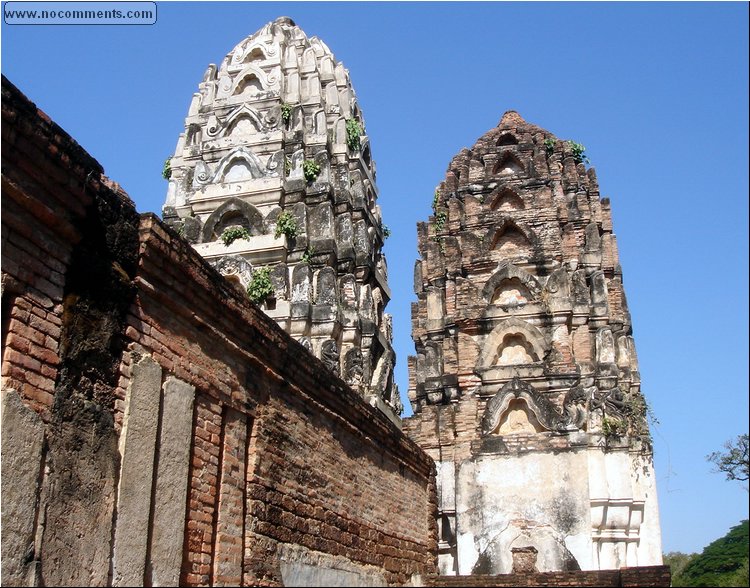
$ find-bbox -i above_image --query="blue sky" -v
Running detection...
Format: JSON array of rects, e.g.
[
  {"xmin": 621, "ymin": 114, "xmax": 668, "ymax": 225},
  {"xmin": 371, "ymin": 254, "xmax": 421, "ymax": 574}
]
[{"xmin": 2, "ymin": 1, "xmax": 748, "ymax": 557}]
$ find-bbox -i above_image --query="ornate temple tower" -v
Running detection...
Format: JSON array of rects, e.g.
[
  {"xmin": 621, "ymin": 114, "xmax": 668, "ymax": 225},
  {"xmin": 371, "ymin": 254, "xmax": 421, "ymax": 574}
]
[
  {"xmin": 403, "ymin": 112, "xmax": 663, "ymax": 574},
  {"xmin": 163, "ymin": 17, "xmax": 400, "ymax": 421}
]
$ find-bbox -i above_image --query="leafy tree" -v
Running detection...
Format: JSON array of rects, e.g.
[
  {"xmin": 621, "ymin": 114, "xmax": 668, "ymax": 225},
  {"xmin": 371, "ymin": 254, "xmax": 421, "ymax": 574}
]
[
  {"xmin": 664, "ymin": 551, "xmax": 698, "ymax": 586},
  {"xmin": 676, "ymin": 520, "xmax": 749, "ymax": 587},
  {"xmin": 708, "ymin": 434, "xmax": 749, "ymax": 484}
]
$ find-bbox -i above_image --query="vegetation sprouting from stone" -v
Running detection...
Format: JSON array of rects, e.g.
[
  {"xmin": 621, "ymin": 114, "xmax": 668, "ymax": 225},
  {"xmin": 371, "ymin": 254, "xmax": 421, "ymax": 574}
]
[
  {"xmin": 303, "ymin": 159, "xmax": 321, "ymax": 183},
  {"xmin": 567, "ymin": 141, "xmax": 589, "ymax": 164},
  {"xmin": 274, "ymin": 211, "xmax": 299, "ymax": 240},
  {"xmin": 345, "ymin": 119, "xmax": 362, "ymax": 152},
  {"xmin": 543, "ymin": 137, "xmax": 556, "ymax": 156},
  {"xmin": 162, "ymin": 157, "xmax": 172, "ymax": 180},
  {"xmin": 382, "ymin": 224, "xmax": 391, "ymax": 239},
  {"xmin": 434, "ymin": 211, "xmax": 447, "ymax": 231},
  {"xmin": 281, "ymin": 102, "xmax": 293, "ymax": 125},
  {"xmin": 221, "ymin": 226, "xmax": 250, "ymax": 246},
  {"xmin": 301, "ymin": 246, "xmax": 315, "ymax": 264},
  {"xmin": 247, "ymin": 266, "xmax": 274, "ymax": 304}
]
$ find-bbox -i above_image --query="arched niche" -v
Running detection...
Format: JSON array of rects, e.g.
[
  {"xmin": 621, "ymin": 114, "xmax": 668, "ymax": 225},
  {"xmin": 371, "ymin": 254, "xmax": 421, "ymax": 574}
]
[
  {"xmin": 223, "ymin": 106, "xmax": 265, "ymax": 138},
  {"xmin": 234, "ymin": 74, "xmax": 263, "ymax": 96},
  {"xmin": 497, "ymin": 133, "xmax": 518, "ymax": 146},
  {"xmin": 490, "ymin": 221, "xmax": 534, "ymax": 258},
  {"xmin": 493, "ymin": 152, "xmax": 525, "ymax": 175},
  {"xmin": 482, "ymin": 262, "xmax": 542, "ymax": 303},
  {"xmin": 202, "ymin": 197, "xmax": 266, "ymax": 242},
  {"xmin": 495, "ymin": 398, "xmax": 544, "ymax": 435},
  {"xmin": 229, "ymin": 65, "xmax": 270, "ymax": 97},
  {"xmin": 243, "ymin": 46, "xmax": 266, "ymax": 63},
  {"xmin": 480, "ymin": 378, "xmax": 561, "ymax": 435},
  {"xmin": 212, "ymin": 147, "xmax": 267, "ymax": 183},
  {"xmin": 496, "ymin": 333, "xmax": 539, "ymax": 366},
  {"xmin": 491, "ymin": 278, "xmax": 533, "ymax": 307},
  {"xmin": 490, "ymin": 188, "xmax": 525, "ymax": 211},
  {"xmin": 477, "ymin": 318, "xmax": 547, "ymax": 370}
]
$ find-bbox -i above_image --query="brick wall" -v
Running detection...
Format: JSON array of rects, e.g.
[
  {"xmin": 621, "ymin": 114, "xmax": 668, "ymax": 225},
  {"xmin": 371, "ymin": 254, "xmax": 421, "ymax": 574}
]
[
  {"xmin": 1, "ymin": 75, "xmax": 437, "ymax": 587},
  {"xmin": 429, "ymin": 566, "xmax": 671, "ymax": 587}
]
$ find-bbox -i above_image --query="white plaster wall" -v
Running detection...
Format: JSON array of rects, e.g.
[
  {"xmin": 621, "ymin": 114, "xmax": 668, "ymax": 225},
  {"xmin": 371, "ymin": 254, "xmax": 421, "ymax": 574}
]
[{"xmin": 455, "ymin": 449, "xmax": 593, "ymax": 575}]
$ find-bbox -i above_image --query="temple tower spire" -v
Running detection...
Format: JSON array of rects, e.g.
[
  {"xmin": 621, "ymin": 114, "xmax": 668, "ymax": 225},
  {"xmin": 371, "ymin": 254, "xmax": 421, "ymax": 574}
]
[
  {"xmin": 403, "ymin": 113, "xmax": 663, "ymax": 574},
  {"xmin": 163, "ymin": 17, "xmax": 400, "ymax": 421}
]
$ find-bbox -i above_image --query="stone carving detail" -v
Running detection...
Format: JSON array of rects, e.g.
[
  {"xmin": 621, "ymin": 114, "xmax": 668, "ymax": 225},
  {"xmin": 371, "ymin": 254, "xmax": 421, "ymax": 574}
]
[
  {"xmin": 320, "ymin": 340, "xmax": 340, "ymax": 376},
  {"xmin": 210, "ymin": 256, "xmax": 253, "ymax": 287},
  {"xmin": 344, "ymin": 348, "xmax": 363, "ymax": 388},
  {"xmin": 481, "ymin": 378, "xmax": 587, "ymax": 436},
  {"xmin": 406, "ymin": 110, "xmax": 661, "ymax": 574},
  {"xmin": 590, "ymin": 386, "xmax": 629, "ymax": 420}
]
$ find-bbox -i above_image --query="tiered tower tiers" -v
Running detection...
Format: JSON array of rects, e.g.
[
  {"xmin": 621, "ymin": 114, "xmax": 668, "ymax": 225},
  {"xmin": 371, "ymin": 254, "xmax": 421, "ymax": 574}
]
[
  {"xmin": 163, "ymin": 17, "xmax": 400, "ymax": 421},
  {"xmin": 403, "ymin": 112, "xmax": 663, "ymax": 574}
]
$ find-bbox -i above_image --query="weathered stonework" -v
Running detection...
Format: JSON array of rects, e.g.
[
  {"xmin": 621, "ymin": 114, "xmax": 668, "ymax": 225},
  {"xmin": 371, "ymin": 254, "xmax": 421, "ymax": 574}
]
[
  {"xmin": 403, "ymin": 112, "xmax": 663, "ymax": 575},
  {"xmin": 1, "ymin": 75, "xmax": 436, "ymax": 587},
  {"xmin": 162, "ymin": 17, "xmax": 400, "ymax": 422}
]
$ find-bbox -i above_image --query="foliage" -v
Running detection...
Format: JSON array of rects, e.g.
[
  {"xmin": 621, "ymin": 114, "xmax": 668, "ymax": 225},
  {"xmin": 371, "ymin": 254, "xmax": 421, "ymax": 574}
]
[
  {"xmin": 281, "ymin": 102, "xmax": 293, "ymax": 125},
  {"xmin": 303, "ymin": 159, "xmax": 320, "ymax": 183},
  {"xmin": 382, "ymin": 224, "xmax": 391, "ymax": 239},
  {"xmin": 220, "ymin": 226, "xmax": 250, "ymax": 246},
  {"xmin": 602, "ymin": 415, "xmax": 627, "ymax": 439},
  {"xmin": 543, "ymin": 137, "xmax": 556, "ymax": 155},
  {"xmin": 672, "ymin": 520, "xmax": 749, "ymax": 587},
  {"xmin": 302, "ymin": 246, "xmax": 315, "ymax": 264},
  {"xmin": 566, "ymin": 140, "xmax": 589, "ymax": 164},
  {"xmin": 247, "ymin": 266, "xmax": 274, "ymax": 305},
  {"xmin": 345, "ymin": 118, "xmax": 362, "ymax": 151},
  {"xmin": 435, "ymin": 211, "xmax": 447, "ymax": 231},
  {"xmin": 664, "ymin": 552, "xmax": 699, "ymax": 586},
  {"xmin": 274, "ymin": 211, "xmax": 299, "ymax": 240},
  {"xmin": 284, "ymin": 156, "xmax": 291, "ymax": 175},
  {"xmin": 432, "ymin": 190, "xmax": 441, "ymax": 213},
  {"xmin": 162, "ymin": 157, "xmax": 172, "ymax": 180},
  {"xmin": 708, "ymin": 434, "xmax": 749, "ymax": 483}
]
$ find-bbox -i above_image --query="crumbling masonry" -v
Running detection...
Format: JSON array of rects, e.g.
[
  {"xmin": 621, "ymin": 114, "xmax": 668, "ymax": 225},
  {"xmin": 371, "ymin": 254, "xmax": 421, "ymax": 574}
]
[
  {"xmin": 1, "ymin": 16, "xmax": 670, "ymax": 588},
  {"xmin": 163, "ymin": 17, "xmax": 400, "ymax": 423},
  {"xmin": 403, "ymin": 112, "xmax": 663, "ymax": 575}
]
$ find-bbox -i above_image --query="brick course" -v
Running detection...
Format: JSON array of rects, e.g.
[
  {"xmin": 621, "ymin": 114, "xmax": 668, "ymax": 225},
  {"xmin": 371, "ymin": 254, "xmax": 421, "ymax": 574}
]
[{"xmin": 1, "ymin": 74, "xmax": 436, "ymax": 587}]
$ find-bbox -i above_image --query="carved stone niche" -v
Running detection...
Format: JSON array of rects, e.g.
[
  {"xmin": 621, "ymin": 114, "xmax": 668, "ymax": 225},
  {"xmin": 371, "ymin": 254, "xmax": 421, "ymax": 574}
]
[{"xmin": 480, "ymin": 378, "xmax": 587, "ymax": 436}]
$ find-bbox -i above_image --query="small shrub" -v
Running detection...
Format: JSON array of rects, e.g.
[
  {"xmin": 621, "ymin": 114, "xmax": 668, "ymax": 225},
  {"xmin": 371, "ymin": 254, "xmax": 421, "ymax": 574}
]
[
  {"xmin": 303, "ymin": 159, "xmax": 321, "ymax": 183},
  {"xmin": 302, "ymin": 246, "xmax": 315, "ymax": 264},
  {"xmin": 543, "ymin": 137, "xmax": 556, "ymax": 156},
  {"xmin": 221, "ymin": 226, "xmax": 250, "ymax": 246},
  {"xmin": 281, "ymin": 103, "xmax": 293, "ymax": 125},
  {"xmin": 275, "ymin": 211, "xmax": 299, "ymax": 239},
  {"xmin": 382, "ymin": 224, "xmax": 391, "ymax": 239},
  {"xmin": 162, "ymin": 157, "xmax": 172, "ymax": 180},
  {"xmin": 567, "ymin": 141, "xmax": 589, "ymax": 164},
  {"xmin": 247, "ymin": 266, "xmax": 274, "ymax": 304},
  {"xmin": 346, "ymin": 119, "xmax": 362, "ymax": 152}
]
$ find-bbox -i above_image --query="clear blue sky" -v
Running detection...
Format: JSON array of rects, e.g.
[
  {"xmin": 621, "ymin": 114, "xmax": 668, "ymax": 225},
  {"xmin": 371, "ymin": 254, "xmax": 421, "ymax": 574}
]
[{"xmin": 2, "ymin": 1, "xmax": 748, "ymax": 557}]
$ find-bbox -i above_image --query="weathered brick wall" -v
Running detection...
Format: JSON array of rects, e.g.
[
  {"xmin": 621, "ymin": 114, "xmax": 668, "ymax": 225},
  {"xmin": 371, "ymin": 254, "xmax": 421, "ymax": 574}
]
[
  {"xmin": 429, "ymin": 566, "xmax": 671, "ymax": 587},
  {"xmin": 1, "ymin": 75, "xmax": 437, "ymax": 587}
]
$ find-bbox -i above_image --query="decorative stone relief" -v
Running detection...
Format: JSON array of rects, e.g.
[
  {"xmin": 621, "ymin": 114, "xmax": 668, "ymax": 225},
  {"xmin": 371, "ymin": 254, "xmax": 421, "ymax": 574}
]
[{"xmin": 480, "ymin": 378, "xmax": 587, "ymax": 436}]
